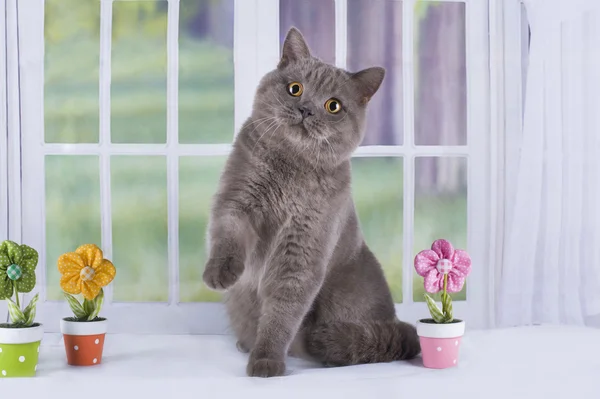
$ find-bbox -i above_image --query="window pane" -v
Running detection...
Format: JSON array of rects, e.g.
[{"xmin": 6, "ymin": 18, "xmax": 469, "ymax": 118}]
[
  {"xmin": 111, "ymin": 2, "xmax": 167, "ymax": 143},
  {"xmin": 179, "ymin": 0, "xmax": 234, "ymax": 144},
  {"xmin": 279, "ymin": 0, "xmax": 335, "ymax": 65},
  {"xmin": 179, "ymin": 157, "xmax": 227, "ymax": 302},
  {"xmin": 352, "ymin": 158, "xmax": 403, "ymax": 302},
  {"xmin": 414, "ymin": 2, "xmax": 466, "ymax": 145},
  {"xmin": 348, "ymin": 0, "xmax": 403, "ymax": 145},
  {"xmin": 45, "ymin": 156, "xmax": 101, "ymax": 300},
  {"xmin": 45, "ymin": 0, "xmax": 100, "ymax": 143},
  {"xmin": 111, "ymin": 156, "xmax": 168, "ymax": 301},
  {"xmin": 413, "ymin": 157, "xmax": 467, "ymax": 302}
]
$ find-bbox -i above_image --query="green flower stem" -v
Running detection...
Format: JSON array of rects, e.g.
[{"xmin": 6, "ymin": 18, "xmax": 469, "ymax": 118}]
[
  {"xmin": 442, "ymin": 274, "xmax": 448, "ymax": 317},
  {"xmin": 443, "ymin": 273, "xmax": 447, "ymax": 294},
  {"xmin": 14, "ymin": 282, "xmax": 20, "ymax": 310}
]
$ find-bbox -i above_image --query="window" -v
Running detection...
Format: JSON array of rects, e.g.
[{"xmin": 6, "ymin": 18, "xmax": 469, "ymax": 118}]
[{"xmin": 11, "ymin": 0, "xmax": 491, "ymax": 333}]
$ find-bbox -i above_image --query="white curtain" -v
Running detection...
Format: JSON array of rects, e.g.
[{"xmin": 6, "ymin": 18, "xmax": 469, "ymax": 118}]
[{"xmin": 498, "ymin": 0, "xmax": 600, "ymax": 327}]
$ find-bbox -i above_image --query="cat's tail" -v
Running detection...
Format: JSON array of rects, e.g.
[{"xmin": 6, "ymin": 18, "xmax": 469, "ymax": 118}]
[{"xmin": 305, "ymin": 319, "xmax": 421, "ymax": 366}]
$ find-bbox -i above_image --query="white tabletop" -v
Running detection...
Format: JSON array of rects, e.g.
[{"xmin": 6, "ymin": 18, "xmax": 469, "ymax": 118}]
[{"xmin": 2, "ymin": 325, "xmax": 598, "ymax": 399}]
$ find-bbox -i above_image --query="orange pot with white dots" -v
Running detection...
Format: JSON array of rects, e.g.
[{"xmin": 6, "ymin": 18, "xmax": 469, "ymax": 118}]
[
  {"xmin": 60, "ymin": 318, "xmax": 107, "ymax": 366},
  {"xmin": 56, "ymin": 243, "xmax": 116, "ymax": 367}
]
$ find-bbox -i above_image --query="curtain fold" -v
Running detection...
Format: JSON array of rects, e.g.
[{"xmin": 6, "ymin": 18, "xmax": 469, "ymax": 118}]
[{"xmin": 498, "ymin": 0, "xmax": 600, "ymax": 327}]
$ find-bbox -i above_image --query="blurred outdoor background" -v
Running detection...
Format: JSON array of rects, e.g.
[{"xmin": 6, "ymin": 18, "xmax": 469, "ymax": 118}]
[{"xmin": 44, "ymin": 0, "xmax": 467, "ymax": 304}]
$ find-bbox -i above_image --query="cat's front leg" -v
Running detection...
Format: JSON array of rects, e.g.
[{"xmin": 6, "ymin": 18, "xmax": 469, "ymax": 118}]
[
  {"xmin": 247, "ymin": 222, "xmax": 327, "ymax": 377},
  {"xmin": 203, "ymin": 209, "xmax": 247, "ymax": 291}
]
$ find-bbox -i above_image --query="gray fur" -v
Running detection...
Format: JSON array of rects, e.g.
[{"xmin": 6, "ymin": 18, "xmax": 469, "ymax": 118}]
[{"xmin": 203, "ymin": 27, "xmax": 420, "ymax": 378}]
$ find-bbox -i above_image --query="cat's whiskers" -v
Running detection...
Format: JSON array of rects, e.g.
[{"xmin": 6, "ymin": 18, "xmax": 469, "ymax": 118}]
[
  {"xmin": 254, "ymin": 99, "xmax": 279, "ymax": 113},
  {"xmin": 251, "ymin": 118, "xmax": 281, "ymax": 154},
  {"xmin": 322, "ymin": 135, "xmax": 336, "ymax": 161},
  {"xmin": 316, "ymin": 142, "xmax": 323, "ymax": 171},
  {"xmin": 247, "ymin": 116, "xmax": 279, "ymax": 139},
  {"xmin": 311, "ymin": 123, "xmax": 336, "ymax": 165},
  {"xmin": 305, "ymin": 137, "xmax": 322, "ymax": 173},
  {"xmin": 247, "ymin": 116, "xmax": 277, "ymax": 128},
  {"xmin": 315, "ymin": 142, "xmax": 323, "ymax": 172},
  {"xmin": 271, "ymin": 93, "xmax": 286, "ymax": 109},
  {"xmin": 266, "ymin": 121, "xmax": 283, "ymax": 152}
]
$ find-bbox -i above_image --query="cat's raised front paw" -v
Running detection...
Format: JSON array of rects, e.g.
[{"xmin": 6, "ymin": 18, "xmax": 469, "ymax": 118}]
[
  {"xmin": 246, "ymin": 357, "xmax": 286, "ymax": 378},
  {"xmin": 202, "ymin": 257, "xmax": 243, "ymax": 291}
]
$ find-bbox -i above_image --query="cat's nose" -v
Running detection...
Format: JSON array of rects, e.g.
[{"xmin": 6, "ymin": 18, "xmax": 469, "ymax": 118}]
[{"xmin": 298, "ymin": 105, "xmax": 314, "ymax": 119}]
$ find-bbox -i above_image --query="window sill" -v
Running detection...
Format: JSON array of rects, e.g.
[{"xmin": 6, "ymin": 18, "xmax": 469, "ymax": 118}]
[{"xmin": 1, "ymin": 326, "xmax": 596, "ymax": 398}]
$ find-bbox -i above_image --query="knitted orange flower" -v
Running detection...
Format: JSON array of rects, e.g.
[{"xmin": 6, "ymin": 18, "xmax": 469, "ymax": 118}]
[{"xmin": 57, "ymin": 244, "xmax": 116, "ymax": 300}]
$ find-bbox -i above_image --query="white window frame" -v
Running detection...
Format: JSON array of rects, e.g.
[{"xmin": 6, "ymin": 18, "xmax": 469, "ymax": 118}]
[
  {"xmin": 1, "ymin": 0, "xmax": 24, "ymax": 321},
  {"xmin": 0, "ymin": 0, "xmax": 7, "ymax": 321},
  {"xmin": 0, "ymin": 0, "xmax": 7, "ymax": 244},
  {"xmin": 12, "ymin": 0, "xmax": 493, "ymax": 334}
]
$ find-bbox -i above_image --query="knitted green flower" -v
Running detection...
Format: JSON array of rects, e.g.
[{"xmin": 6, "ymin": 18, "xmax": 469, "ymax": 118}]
[{"xmin": 0, "ymin": 240, "xmax": 39, "ymax": 300}]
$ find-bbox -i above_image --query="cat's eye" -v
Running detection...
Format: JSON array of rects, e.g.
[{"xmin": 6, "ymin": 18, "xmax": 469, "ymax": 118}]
[
  {"xmin": 287, "ymin": 82, "xmax": 303, "ymax": 97},
  {"xmin": 325, "ymin": 98, "xmax": 342, "ymax": 114}
]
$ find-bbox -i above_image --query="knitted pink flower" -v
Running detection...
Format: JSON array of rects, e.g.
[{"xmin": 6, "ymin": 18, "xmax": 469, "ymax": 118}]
[{"xmin": 414, "ymin": 239, "xmax": 471, "ymax": 294}]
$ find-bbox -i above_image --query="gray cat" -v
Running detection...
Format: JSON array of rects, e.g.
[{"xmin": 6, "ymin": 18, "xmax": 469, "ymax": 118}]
[{"xmin": 203, "ymin": 27, "xmax": 420, "ymax": 378}]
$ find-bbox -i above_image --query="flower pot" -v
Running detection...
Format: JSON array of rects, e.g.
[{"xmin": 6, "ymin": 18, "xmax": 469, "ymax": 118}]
[
  {"xmin": 417, "ymin": 319, "xmax": 465, "ymax": 369},
  {"xmin": 0, "ymin": 324, "xmax": 43, "ymax": 378},
  {"xmin": 60, "ymin": 318, "xmax": 107, "ymax": 366}
]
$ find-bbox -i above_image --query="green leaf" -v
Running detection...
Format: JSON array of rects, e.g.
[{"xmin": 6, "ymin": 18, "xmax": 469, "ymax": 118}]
[
  {"xmin": 23, "ymin": 293, "xmax": 39, "ymax": 317},
  {"xmin": 83, "ymin": 298, "xmax": 95, "ymax": 316},
  {"xmin": 24, "ymin": 309, "xmax": 37, "ymax": 326},
  {"xmin": 64, "ymin": 292, "xmax": 87, "ymax": 319},
  {"xmin": 22, "ymin": 293, "xmax": 40, "ymax": 327},
  {"xmin": 6, "ymin": 297, "xmax": 26, "ymax": 324},
  {"xmin": 88, "ymin": 289, "xmax": 104, "ymax": 321},
  {"xmin": 424, "ymin": 293, "xmax": 445, "ymax": 323},
  {"xmin": 441, "ymin": 291, "xmax": 453, "ymax": 323}
]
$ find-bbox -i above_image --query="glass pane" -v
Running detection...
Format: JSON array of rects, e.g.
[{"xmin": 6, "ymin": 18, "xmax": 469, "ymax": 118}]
[
  {"xmin": 279, "ymin": 0, "xmax": 335, "ymax": 65},
  {"xmin": 179, "ymin": 157, "xmax": 227, "ymax": 302},
  {"xmin": 111, "ymin": 1, "xmax": 167, "ymax": 143},
  {"xmin": 352, "ymin": 158, "xmax": 403, "ymax": 302},
  {"xmin": 111, "ymin": 156, "xmax": 168, "ymax": 301},
  {"xmin": 46, "ymin": 156, "xmax": 101, "ymax": 300},
  {"xmin": 348, "ymin": 0, "xmax": 403, "ymax": 145},
  {"xmin": 413, "ymin": 157, "xmax": 467, "ymax": 302},
  {"xmin": 179, "ymin": 0, "xmax": 234, "ymax": 144},
  {"xmin": 45, "ymin": 0, "xmax": 100, "ymax": 143},
  {"xmin": 414, "ymin": 2, "xmax": 466, "ymax": 145}
]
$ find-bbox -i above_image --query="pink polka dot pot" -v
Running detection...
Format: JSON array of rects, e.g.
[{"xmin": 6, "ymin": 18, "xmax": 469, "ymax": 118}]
[{"xmin": 417, "ymin": 319, "xmax": 465, "ymax": 369}]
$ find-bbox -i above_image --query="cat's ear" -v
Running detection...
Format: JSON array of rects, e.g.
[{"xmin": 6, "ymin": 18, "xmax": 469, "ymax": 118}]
[
  {"xmin": 351, "ymin": 67, "xmax": 385, "ymax": 105},
  {"xmin": 278, "ymin": 27, "xmax": 311, "ymax": 69}
]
